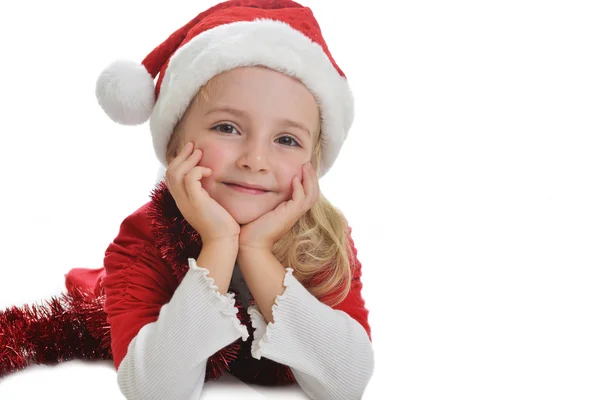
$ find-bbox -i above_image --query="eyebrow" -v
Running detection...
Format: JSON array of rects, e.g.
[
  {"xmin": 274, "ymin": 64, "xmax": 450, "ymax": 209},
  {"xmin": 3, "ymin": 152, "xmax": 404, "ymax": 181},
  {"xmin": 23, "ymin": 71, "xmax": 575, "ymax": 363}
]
[{"xmin": 204, "ymin": 106, "xmax": 312, "ymax": 139}]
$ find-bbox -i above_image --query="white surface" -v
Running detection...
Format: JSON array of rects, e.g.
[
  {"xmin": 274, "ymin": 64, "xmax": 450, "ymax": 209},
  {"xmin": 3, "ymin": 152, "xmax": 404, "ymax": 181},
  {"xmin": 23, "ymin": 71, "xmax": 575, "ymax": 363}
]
[
  {"xmin": 0, "ymin": 361, "xmax": 308, "ymax": 399},
  {"xmin": 1, "ymin": 0, "xmax": 599, "ymax": 399}
]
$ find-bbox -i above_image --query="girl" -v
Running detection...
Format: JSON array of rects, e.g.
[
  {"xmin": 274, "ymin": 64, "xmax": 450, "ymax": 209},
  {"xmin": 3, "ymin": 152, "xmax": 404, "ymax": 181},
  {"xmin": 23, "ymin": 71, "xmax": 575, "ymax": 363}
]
[{"xmin": 0, "ymin": 1, "xmax": 373, "ymax": 399}]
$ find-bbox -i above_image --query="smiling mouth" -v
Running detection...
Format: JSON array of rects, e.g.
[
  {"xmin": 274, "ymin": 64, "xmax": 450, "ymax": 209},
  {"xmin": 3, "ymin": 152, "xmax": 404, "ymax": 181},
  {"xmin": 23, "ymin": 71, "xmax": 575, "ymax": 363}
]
[{"xmin": 224, "ymin": 183, "xmax": 270, "ymax": 195}]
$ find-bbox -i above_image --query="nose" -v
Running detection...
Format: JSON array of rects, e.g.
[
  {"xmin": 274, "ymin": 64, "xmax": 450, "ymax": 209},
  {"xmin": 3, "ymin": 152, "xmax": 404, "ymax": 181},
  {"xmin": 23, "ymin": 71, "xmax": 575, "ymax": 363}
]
[{"xmin": 237, "ymin": 137, "xmax": 269, "ymax": 172}]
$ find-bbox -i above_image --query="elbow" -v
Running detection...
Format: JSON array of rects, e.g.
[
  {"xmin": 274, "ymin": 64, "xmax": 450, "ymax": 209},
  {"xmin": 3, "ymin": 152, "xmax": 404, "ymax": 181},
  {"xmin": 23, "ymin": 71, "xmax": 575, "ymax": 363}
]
[
  {"xmin": 116, "ymin": 356, "xmax": 145, "ymax": 399},
  {"xmin": 301, "ymin": 341, "xmax": 375, "ymax": 400},
  {"xmin": 347, "ymin": 342, "xmax": 375, "ymax": 399},
  {"xmin": 338, "ymin": 326, "xmax": 375, "ymax": 399}
]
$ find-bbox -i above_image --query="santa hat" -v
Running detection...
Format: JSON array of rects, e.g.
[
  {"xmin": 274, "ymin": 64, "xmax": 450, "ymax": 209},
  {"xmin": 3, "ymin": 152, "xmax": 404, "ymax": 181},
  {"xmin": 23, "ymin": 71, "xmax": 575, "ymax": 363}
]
[{"xmin": 95, "ymin": 0, "xmax": 353, "ymax": 178}]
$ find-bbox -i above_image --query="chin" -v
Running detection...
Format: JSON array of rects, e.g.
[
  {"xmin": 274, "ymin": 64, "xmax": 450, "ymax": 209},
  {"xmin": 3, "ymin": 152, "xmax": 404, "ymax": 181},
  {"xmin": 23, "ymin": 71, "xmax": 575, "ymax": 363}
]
[
  {"xmin": 227, "ymin": 204, "xmax": 270, "ymax": 225},
  {"xmin": 235, "ymin": 215, "xmax": 260, "ymax": 225}
]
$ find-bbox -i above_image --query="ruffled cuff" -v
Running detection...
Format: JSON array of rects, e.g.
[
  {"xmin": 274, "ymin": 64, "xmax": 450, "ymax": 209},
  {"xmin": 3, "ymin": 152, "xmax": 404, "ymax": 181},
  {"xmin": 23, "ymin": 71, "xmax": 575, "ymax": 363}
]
[
  {"xmin": 188, "ymin": 258, "xmax": 249, "ymax": 342},
  {"xmin": 245, "ymin": 266, "xmax": 374, "ymax": 399},
  {"xmin": 247, "ymin": 267, "xmax": 295, "ymax": 360}
]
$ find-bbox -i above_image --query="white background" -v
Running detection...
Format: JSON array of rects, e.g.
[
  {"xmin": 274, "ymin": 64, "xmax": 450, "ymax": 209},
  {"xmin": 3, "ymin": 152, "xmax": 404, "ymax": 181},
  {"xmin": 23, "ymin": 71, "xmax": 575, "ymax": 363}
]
[{"xmin": 0, "ymin": 0, "xmax": 599, "ymax": 399}]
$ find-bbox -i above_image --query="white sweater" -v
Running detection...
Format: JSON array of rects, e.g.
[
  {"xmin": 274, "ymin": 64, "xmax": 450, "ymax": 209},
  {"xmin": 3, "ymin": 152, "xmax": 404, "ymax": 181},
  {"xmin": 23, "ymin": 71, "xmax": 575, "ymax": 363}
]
[{"xmin": 116, "ymin": 258, "xmax": 374, "ymax": 399}]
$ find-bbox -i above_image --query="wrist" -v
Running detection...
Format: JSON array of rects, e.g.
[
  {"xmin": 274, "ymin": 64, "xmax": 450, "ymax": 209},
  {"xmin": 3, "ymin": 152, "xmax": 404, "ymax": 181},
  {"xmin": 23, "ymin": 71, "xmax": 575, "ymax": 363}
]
[
  {"xmin": 239, "ymin": 237, "xmax": 273, "ymax": 252},
  {"xmin": 196, "ymin": 238, "xmax": 238, "ymax": 296},
  {"xmin": 202, "ymin": 236, "xmax": 239, "ymax": 250},
  {"xmin": 238, "ymin": 244, "xmax": 273, "ymax": 259},
  {"xmin": 199, "ymin": 238, "xmax": 239, "ymax": 266}
]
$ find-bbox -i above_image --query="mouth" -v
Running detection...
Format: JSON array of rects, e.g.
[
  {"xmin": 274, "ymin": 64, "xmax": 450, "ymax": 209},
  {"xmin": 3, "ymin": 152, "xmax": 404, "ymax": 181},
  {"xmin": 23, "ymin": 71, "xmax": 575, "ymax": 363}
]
[{"xmin": 223, "ymin": 182, "xmax": 271, "ymax": 195}]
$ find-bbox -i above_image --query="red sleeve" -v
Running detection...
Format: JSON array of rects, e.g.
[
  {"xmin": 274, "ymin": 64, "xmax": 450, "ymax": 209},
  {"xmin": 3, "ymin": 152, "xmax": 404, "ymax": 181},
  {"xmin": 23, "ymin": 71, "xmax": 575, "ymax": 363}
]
[
  {"xmin": 330, "ymin": 227, "xmax": 372, "ymax": 342},
  {"xmin": 101, "ymin": 209, "xmax": 179, "ymax": 370}
]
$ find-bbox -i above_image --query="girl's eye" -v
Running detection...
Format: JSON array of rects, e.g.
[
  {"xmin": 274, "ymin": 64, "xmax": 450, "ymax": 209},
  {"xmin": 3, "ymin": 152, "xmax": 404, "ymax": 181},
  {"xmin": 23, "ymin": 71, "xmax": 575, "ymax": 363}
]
[
  {"xmin": 213, "ymin": 123, "xmax": 239, "ymax": 135},
  {"xmin": 276, "ymin": 136, "xmax": 300, "ymax": 147},
  {"xmin": 212, "ymin": 125, "xmax": 299, "ymax": 147}
]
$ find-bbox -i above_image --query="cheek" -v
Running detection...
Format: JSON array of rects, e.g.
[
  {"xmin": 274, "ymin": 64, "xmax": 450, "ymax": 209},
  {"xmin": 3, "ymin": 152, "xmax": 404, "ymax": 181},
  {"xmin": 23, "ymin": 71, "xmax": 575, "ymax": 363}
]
[
  {"xmin": 192, "ymin": 142, "xmax": 232, "ymax": 192},
  {"xmin": 195, "ymin": 143, "xmax": 228, "ymax": 170},
  {"xmin": 278, "ymin": 164, "xmax": 304, "ymax": 197}
]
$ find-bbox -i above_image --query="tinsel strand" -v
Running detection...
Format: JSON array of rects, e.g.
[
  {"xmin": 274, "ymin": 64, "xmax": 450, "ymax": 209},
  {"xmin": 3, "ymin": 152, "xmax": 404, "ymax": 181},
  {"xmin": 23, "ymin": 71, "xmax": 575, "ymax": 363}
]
[{"xmin": 0, "ymin": 286, "xmax": 111, "ymax": 379}]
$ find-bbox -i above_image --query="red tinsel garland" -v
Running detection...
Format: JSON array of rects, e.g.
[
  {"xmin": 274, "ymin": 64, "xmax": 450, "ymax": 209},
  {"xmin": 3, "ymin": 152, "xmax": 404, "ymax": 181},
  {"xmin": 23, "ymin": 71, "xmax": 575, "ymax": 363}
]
[
  {"xmin": 1, "ymin": 180, "xmax": 296, "ymax": 385},
  {"xmin": 0, "ymin": 283, "xmax": 246, "ymax": 380},
  {"xmin": 0, "ymin": 285, "xmax": 111, "ymax": 378}
]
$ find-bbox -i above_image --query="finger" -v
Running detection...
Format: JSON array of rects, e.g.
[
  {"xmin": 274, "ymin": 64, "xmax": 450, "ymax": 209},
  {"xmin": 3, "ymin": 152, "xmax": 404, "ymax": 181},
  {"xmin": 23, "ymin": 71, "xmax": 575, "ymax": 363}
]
[
  {"xmin": 166, "ymin": 145, "xmax": 198, "ymax": 186},
  {"xmin": 165, "ymin": 143, "xmax": 194, "ymax": 199},
  {"xmin": 167, "ymin": 142, "xmax": 194, "ymax": 171},
  {"xmin": 184, "ymin": 165, "xmax": 213, "ymax": 187},
  {"xmin": 171, "ymin": 150, "xmax": 203, "ymax": 190},
  {"xmin": 291, "ymin": 175, "xmax": 304, "ymax": 204},
  {"xmin": 298, "ymin": 164, "xmax": 314, "ymax": 209},
  {"xmin": 177, "ymin": 148, "xmax": 204, "ymax": 177},
  {"xmin": 301, "ymin": 164, "xmax": 312, "ymax": 200},
  {"xmin": 305, "ymin": 163, "xmax": 320, "ymax": 206},
  {"xmin": 184, "ymin": 166, "xmax": 213, "ymax": 200}
]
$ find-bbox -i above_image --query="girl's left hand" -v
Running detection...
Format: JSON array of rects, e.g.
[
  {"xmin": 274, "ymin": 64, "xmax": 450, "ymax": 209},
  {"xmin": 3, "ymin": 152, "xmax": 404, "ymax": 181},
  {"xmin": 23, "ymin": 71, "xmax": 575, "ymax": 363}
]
[{"xmin": 239, "ymin": 163, "xmax": 320, "ymax": 253}]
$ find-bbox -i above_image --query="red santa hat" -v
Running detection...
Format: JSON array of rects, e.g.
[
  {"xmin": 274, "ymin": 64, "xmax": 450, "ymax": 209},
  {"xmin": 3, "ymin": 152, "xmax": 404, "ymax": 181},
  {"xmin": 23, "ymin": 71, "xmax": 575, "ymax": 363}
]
[{"xmin": 95, "ymin": 0, "xmax": 354, "ymax": 178}]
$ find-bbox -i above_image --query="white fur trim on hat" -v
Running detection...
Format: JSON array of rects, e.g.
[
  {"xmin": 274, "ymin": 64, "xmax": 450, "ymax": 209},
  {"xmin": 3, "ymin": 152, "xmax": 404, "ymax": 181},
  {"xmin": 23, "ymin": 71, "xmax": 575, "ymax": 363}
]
[
  {"xmin": 96, "ymin": 60, "xmax": 156, "ymax": 125},
  {"xmin": 150, "ymin": 18, "xmax": 354, "ymax": 178}
]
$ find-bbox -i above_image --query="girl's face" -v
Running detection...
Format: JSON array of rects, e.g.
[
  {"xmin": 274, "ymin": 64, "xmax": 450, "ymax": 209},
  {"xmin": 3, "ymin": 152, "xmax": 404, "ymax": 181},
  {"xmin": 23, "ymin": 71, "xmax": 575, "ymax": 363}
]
[{"xmin": 171, "ymin": 66, "xmax": 321, "ymax": 225}]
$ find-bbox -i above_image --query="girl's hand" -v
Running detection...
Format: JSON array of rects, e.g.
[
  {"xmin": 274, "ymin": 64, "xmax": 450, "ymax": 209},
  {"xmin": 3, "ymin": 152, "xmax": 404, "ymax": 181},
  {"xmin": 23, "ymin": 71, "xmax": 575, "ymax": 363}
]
[
  {"xmin": 165, "ymin": 142, "xmax": 240, "ymax": 245},
  {"xmin": 239, "ymin": 163, "xmax": 319, "ymax": 253}
]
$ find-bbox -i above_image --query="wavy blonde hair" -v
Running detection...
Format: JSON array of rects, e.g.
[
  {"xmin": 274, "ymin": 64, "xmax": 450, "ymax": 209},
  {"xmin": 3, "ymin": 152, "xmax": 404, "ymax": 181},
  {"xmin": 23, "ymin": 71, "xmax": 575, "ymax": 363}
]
[{"xmin": 166, "ymin": 71, "xmax": 354, "ymax": 307}]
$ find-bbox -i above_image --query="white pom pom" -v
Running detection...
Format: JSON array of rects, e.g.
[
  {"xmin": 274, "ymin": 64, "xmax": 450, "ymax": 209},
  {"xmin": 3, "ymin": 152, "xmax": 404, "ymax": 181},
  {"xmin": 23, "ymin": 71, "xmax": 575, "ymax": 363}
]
[{"xmin": 95, "ymin": 60, "xmax": 155, "ymax": 125}]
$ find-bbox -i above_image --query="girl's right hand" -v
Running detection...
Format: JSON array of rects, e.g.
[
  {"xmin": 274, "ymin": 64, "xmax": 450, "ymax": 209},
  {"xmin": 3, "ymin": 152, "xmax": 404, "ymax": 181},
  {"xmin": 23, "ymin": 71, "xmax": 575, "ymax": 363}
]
[{"xmin": 165, "ymin": 142, "xmax": 240, "ymax": 245}]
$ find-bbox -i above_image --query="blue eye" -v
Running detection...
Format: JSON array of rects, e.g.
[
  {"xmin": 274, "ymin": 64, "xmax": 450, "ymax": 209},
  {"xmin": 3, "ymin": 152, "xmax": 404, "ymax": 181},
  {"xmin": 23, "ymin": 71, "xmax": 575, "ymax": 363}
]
[
  {"xmin": 276, "ymin": 136, "xmax": 300, "ymax": 147},
  {"xmin": 212, "ymin": 124, "xmax": 239, "ymax": 134}
]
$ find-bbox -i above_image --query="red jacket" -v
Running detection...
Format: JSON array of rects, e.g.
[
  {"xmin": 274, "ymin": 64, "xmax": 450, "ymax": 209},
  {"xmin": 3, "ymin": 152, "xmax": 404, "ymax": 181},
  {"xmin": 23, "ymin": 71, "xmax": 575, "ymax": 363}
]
[{"xmin": 1, "ymin": 180, "xmax": 371, "ymax": 385}]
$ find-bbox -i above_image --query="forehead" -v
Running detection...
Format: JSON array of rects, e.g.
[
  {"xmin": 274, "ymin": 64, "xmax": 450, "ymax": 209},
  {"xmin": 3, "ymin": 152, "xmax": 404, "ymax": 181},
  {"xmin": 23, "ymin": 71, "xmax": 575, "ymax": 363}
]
[{"xmin": 198, "ymin": 67, "xmax": 320, "ymax": 119}]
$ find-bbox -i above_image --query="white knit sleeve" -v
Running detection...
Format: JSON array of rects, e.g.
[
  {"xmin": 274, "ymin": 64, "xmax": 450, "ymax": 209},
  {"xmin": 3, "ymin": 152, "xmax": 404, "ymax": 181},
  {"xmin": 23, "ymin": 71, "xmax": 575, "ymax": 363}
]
[
  {"xmin": 247, "ymin": 268, "xmax": 374, "ymax": 400},
  {"xmin": 116, "ymin": 258, "xmax": 249, "ymax": 400}
]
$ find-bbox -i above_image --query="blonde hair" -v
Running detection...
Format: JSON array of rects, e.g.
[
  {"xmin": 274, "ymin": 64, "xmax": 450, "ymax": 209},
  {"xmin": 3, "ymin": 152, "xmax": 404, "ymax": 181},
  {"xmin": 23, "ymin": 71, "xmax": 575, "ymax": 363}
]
[
  {"xmin": 166, "ymin": 72, "xmax": 354, "ymax": 307},
  {"xmin": 273, "ymin": 136, "xmax": 354, "ymax": 307}
]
